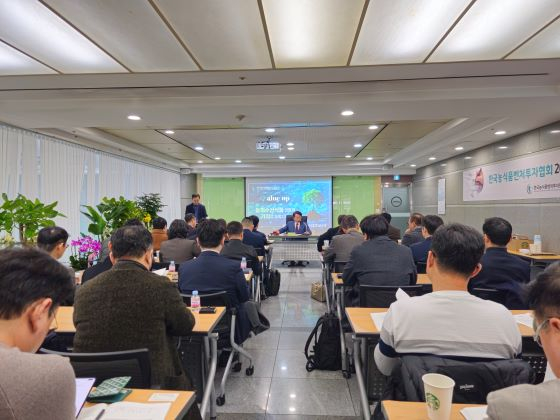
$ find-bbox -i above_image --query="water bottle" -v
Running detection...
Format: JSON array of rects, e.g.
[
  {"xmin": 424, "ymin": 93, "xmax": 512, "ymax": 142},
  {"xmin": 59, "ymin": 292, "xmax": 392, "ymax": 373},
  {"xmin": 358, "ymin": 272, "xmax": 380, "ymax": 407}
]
[
  {"xmin": 191, "ymin": 290, "xmax": 200, "ymax": 312},
  {"xmin": 533, "ymin": 235, "xmax": 542, "ymax": 253},
  {"xmin": 240, "ymin": 257, "xmax": 247, "ymax": 271},
  {"xmin": 154, "ymin": 250, "xmax": 160, "ymax": 263},
  {"xmin": 168, "ymin": 260, "xmax": 176, "ymax": 272}
]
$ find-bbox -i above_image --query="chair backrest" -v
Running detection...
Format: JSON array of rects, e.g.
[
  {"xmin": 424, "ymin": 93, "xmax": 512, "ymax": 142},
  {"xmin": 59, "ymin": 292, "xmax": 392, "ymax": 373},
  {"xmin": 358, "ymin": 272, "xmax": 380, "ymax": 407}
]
[
  {"xmin": 416, "ymin": 261, "xmax": 427, "ymax": 274},
  {"xmin": 359, "ymin": 285, "xmax": 424, "ymax": 308},
  {"xmin": 470, "ymin": 288, "xmax": 507, "ymax": 306},
  {"xmin": 285, "ymin": 215, "xmax": 308, "ymax": 224},
  {"xmin": 39, "ymin": 348, "xmax": 151, "ymax": 388},
  {"xmin": 331, "ymin": 261, "xmax": 348, "ymax": 273}
]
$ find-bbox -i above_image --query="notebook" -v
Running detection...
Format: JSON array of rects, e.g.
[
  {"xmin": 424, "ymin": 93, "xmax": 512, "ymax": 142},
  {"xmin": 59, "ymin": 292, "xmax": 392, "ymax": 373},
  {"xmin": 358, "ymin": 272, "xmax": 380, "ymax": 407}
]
[
  {"xmin": 75, "ymin": 378, "xmax": 95, "ymax": 417},
  {"xmin": 77, "ymin": 401, "xmax": 171, "ymax": 420}
]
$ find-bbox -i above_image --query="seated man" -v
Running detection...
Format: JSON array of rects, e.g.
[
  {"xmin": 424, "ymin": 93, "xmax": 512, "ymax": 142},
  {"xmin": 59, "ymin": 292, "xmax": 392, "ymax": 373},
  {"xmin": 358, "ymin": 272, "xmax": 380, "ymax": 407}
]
[
  {"xmin": 486, "ymin": 262, "xmax": 560, "ymax": 419},
  {"xmin": 184, "ymin": 213, "xmax": 198, "ymax": 240},
  {"xmin": 0, "ymin": 248, "xmax": 76, "ymax": 419},
  {"xmin": 37, "ymin": 226, "xmax": 69, "ymax": 260},
  {"xmin": 272, "ymin": 211, "xmax": 312, "ymax": 235},
  {"xmin": 249, "ymin": 215, "xmax": 268, "ymax": 241},
  {"xmin": 221, "ymin": 221, "xmax": 261, "ymax": 276},
  {"xmin": 410, "ymin": 215, "xmax": 444, "ymax": 265},
  {"xmin": 381, "ymin": 213, "xmax": 401, "ymax": 242},
  {"xmin": 324, "ymin": 215, "xmax": 364, "ymax": 265},
  {"xmin": 73, "ymin": 226, "xmax": 199, "ymax": 409},
  {"xmin": 374, "ymin": 224, "xmax": 522, "ymax": 376},
  {"xmin": 469, "ymin": 217, "xmax": 530, "ymax": 309},
  {"xmin": 317, "ymin": 214, "xmax": 344, "ymax": 252},
  {"xmin": 242, "ymin": 217, "xmax": 266, "ymax": 251},
  {"xmin": 179, "ymin": 219, "xmax": 251, "ymax": 343},
  {"xmin": 151, "ymin": 216, "xmax": 168, "ymax": 251},
  {"xmin": 401, "ymin": 212, "xmax": 424, "ymax": 247},
  {"xmin": 159, "ymin": 219, "xmax": 201, "ymax": 264},
  {"xmin": 343, "ymin": 214, "xmax": 416, "ymax": 306}
]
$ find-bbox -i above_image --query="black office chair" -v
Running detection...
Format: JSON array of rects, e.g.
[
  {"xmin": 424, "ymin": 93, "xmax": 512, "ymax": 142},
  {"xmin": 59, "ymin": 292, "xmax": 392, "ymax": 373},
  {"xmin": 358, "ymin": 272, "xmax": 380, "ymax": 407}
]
[
  {"xmin": 331, "ymin": 261, "xmax": 349, "ymax": 273},
  {"xmin": 285, "ymin": 215, "xmax": 308, "ymax": 224},
  {"xmin": 470, "ymin": 287, "xmax": 507, "ymax": 306},
  {"xmin": 38, "ymin": 348, "xmax": 152, "ymax": 388},
  {"xmin": 416, "ymin": 261, "xmax": 427, "ymax": 274},
  {"xmin": 359, "ymin": 285, "xmax": 424, "ymax": 308},
  {"xmin": 181, "ymin": 291, "xmax": 254, "ymax": 406}
]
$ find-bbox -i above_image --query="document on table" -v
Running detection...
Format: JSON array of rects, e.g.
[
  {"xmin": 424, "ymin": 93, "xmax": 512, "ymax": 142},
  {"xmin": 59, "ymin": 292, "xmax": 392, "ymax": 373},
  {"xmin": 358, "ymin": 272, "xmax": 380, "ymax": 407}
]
[
  {"xmin": 513, "ymin": 312, "xmax": 533, "ymax": 329},
  {"xmin": 460, "ymin": 406, "xmax": 488, "ymax": 420},
  {"xmin": 153, "ymin": 268, "xmax": 167, "ymax": 276},
  {"xmin": 78, "ymin": 402, "xmax": 171, "ymax": 420},
  {"xmin": 370, "ymin": 312, "xmax": 387, "ymax": 330},
  {"xmin": 395, "ymin": 288, "xmax": 411, "ymax": 301}
]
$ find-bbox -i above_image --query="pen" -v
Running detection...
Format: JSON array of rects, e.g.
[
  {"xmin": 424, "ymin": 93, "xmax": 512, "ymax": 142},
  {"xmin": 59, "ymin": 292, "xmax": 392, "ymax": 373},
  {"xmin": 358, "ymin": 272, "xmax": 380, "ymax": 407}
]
[{"xmin": 94, "ymin": 408, "xmax": 105, "ymax": 420}]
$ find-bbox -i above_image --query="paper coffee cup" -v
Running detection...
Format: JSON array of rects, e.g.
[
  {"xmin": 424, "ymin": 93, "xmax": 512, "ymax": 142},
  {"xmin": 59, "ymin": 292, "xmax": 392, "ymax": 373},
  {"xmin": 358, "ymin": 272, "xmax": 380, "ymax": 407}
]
[{"xmin": 422, "ymin": 373, "xmax": 455, "ymax": 420}]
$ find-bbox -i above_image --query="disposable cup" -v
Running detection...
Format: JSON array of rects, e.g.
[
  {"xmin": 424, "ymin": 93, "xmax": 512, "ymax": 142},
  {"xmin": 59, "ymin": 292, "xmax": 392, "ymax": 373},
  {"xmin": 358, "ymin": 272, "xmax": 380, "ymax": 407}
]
[{"xmin": 422, "ymin": 373, "xmax": 455, "ymax": 420}]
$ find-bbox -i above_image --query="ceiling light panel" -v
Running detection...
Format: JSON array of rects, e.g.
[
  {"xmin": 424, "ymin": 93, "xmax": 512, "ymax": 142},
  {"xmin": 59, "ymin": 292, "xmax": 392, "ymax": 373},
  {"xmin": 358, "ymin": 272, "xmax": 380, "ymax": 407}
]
[
  {"xmin": 352, "ymin": 0, "xmax": 471, "ymax": 65},
  {"xmin": 43, "ymin": 0, "xmax": 198, "ymax": 72},
  {"xmin": 263, "ymin": 0, "xmax": 365, "ymax": 68},
  {"xmin": 508, "ymin": 17, "xmax": 560, "ymax": 59},
  {"xmin": 154, "ymin": 0, "xmax": 271, "ymax": 69},
  {"xmin": 0, "ymin": 40, "xmax": 55, "ymax": 75},
  {"xmin": 429, "ymin": 0, "xmax": 560, "ymax": 62},
  {"xmin": 0, "ymin": 0, "xmax": 125, "ymax": 73}
]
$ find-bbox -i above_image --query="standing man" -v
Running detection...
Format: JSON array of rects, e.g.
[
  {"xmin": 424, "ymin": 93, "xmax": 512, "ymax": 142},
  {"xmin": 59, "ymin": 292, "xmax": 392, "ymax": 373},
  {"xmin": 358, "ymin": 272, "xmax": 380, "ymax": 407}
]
[
  {"xmin": 185, "ymin": 193, "xmax": 208, "ymax": 223},
  {"xmin": 272, "ymin": 211, "xmax": 311, "ymax": 235}
]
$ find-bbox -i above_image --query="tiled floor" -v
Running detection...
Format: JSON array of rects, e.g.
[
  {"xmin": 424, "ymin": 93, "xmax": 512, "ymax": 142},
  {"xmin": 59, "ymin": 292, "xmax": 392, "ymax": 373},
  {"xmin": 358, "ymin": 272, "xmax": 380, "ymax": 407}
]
[{"xmin": 215, "ymin": 267, "xmax": 364, "ymax": 419}]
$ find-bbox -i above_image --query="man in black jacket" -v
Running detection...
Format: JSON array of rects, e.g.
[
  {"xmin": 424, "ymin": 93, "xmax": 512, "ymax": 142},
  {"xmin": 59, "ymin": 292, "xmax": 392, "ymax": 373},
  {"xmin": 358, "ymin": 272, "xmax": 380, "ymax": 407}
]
[
  {"xmin": 317, "ymin": 214, "xmax": 345, "ymax": 252},
  {"xmin": 184, "ymin": 193, "xmax": 208, "ymax": 223},
  {"xmin": 222, "ymin": 221, "xmax": 261, "ymax": 276}
]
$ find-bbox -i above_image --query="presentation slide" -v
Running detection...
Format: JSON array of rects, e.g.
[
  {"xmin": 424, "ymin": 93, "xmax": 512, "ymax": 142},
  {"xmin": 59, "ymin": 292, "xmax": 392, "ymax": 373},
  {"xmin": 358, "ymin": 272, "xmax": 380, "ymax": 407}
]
[{"xmin": 246, "ymin": 177, "xmax": 332, "ymax": 234}]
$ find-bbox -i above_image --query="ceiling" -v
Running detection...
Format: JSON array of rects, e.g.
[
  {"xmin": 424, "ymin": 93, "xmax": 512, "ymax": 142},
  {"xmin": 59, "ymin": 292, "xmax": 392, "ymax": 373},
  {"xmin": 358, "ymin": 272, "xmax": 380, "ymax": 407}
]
[{"xmin": 0, "ymin": 1, "xmax": 560, "ymax": 176}]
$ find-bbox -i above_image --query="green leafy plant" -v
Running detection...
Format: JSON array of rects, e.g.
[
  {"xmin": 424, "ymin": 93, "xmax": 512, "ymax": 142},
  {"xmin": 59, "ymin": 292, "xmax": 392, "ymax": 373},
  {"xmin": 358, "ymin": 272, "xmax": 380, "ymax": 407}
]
[
  {"xmin": 0, "ymin": 193, "xmax": 65, "ymax": 245},
  {"xmin": 97, "ymin": 196, "xmax": 143, "ymax": 231},
  {"xmin": 81, "ymin": 205, "xmax": 110, "ymax": 241},
  {"xmin": 136, "ymin": 193, "xmax": 165, "ymax": 220}
]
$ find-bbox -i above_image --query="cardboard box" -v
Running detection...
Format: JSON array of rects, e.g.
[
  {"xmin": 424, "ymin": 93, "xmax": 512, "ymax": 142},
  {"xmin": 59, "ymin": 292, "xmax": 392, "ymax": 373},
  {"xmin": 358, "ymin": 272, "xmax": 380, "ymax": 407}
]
[
  {"xmin": 507, "ymin": 235, "xmax": 533, "ymax": 252},
  {"xmin": 311, "ymin": 282, "xmax": 326, "ymax": 302}
]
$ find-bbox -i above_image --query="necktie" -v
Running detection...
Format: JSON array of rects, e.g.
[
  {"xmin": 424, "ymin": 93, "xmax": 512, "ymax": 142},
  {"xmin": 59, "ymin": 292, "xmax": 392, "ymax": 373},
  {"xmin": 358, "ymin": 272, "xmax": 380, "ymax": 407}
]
[{"xmin": 296, "ymin": 222, "xmax": 300, "ymax": 232}]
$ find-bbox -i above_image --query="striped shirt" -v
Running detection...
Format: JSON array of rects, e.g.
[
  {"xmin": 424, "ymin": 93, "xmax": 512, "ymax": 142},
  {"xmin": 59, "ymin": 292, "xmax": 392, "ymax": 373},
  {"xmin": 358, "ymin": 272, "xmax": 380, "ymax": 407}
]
[{"xmin": 374, "ymin": 291, "xmax": 522, "ymax": 376}]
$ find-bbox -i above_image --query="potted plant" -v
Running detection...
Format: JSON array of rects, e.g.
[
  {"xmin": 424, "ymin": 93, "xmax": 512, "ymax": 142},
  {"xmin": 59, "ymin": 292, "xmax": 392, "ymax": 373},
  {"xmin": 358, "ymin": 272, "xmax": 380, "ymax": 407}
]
[
  {"xmin": 136, "ymin": 193, "xmax": 165, "ymax": 229},
  {"xmin": 97, "ymin": 196, "xmax": 144, "ymax": 231},
  {"xmin": 69, "ymin": 235, "xmax": 102, "ymax": 271},
  {"xmin": 81, "ymin": 205, "xmax": 110, "ymax": 241}
]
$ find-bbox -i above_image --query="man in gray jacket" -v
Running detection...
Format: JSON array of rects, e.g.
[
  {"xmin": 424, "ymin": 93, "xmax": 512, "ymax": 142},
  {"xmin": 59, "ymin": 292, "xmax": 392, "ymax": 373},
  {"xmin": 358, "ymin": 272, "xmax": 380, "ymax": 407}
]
[
  {"xmin": 324, "ymin": 215, "xmax": 364, "ymax": 265},
  {"xmin": 486, "ymin": 262, "xmax": 560, "ymax": 420}
]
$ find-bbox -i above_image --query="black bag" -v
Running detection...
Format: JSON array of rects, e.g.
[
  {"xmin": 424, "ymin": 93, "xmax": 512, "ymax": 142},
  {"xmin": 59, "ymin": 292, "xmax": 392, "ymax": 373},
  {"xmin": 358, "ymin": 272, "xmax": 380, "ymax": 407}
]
[
  {"xmin": 304, "ymin": 313, "xmax": 342, "ymax": 371},
  {"xmin": 266, "ymin": 269, "xmax": 281, "ymax": 296}
]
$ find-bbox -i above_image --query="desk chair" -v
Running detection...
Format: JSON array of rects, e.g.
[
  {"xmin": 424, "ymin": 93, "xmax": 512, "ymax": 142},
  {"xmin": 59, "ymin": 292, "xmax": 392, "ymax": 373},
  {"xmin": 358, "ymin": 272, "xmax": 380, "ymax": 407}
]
[
  {"xmin": 223, "ymin": 255, "xmax": 263, "ymax": 301},
  {"xmin": 359, "ymin": 285, "xmax": 424, "ymax": 308},
  {"xmin": 415, "ymin": 261, "xmax": 427, "ymax": 274},
  {"xmin": 39, "ymin": 348, "xmax": 151, "ymax": 388},
  {"xmin": 181, "ymin": 292, "xmax": 254, "ymax": 406},
  {"xmin": 470, "ymin": 287, "xmax": 507, "ymax": 306},
  {"xmin": 285, "ymin": 215, "xmax": 308, "ymax": 224}
]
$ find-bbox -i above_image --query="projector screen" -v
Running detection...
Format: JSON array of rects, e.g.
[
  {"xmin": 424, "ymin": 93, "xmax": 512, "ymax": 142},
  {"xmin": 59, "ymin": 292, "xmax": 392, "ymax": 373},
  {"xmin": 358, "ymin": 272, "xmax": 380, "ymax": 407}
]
[{"xmin": 245, "ymin": 177, "xmax": 332, "ymax": 234}]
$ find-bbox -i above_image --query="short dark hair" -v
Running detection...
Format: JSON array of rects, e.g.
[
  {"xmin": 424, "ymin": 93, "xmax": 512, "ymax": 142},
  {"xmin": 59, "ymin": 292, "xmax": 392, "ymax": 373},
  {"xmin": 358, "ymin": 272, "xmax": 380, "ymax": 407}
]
[
  {"xmin": 124, "ymin": 218, "xmax": 143, "ymax": 227},
  {"xmin": 422, "ymin": 215, "xmax": 444, "ymax": 235},
  {"xmin": 197, "ymin": 219, "xmax": 226, "ymax": 248},
  {"xmin": 0, "ymin": 248, "xmax": 74, "ymax": 319},
  {"xmin": 168, "ymin": 219, "xmax": 189, "ymax": 239},
  {"xmin": 409, "ymin": 212, "xmax": 423, "ymax": 226},
  {"xmin": 341, "ymin": 215, "xmax": 359, "ymax": 230},
  {"xmin": 360, "ymin": 214, "xmax": 389, "ymax": 239},
  {"xmin": 293, "ymin": 210, "xmax": 302, "ymax": 217},
  {"xmin": 337, "ymin": 214, "xmax": 346, "ymax": 225},
  {"xmin": 111, "ymin": 226, "xmax": 153, "ymax": 259},
  {"xmin": 249, "ymin": 215, "xmax": 259, "ymax": 228},
  {"xmin": 528, "ymin": 262, "xmax": 560, "ymax": 320},
  {"xmin": 431, "ymin": 223, "xmax": 484, "ymax": 277},
  {"xmin": 37, "ymin": 226, "xmax": 69, "ymax": 252},
  {"xmin": 482, "ymin": 217, "xmax": 512, "ymax": 247},
  {"xmin": 152, "ymin": 217, "xmax": 167, "ymax": 230},
  {"xmin": 381, "ymin": 212, "xmax": 392, "ymax": 223},
  {"xmin": 227, "ymin": 221, "xmax": 243, "ymax": 236},
  {"xmin": 217, "ymin": 218, "xmax": 227, "ymax": 231},
  {"xmin": 185, "ymin": 213, "xmax": 196, "ymax": 224},
  {"xmin": 192, "ymin": 193, "xmax": 200, "ymax": 199}
]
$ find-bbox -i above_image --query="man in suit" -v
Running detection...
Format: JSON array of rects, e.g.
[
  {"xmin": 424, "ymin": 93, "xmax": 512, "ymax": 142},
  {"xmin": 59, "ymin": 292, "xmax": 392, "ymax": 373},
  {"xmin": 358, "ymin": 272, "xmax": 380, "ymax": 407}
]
[
  {"xmin": 469, "ymin": 217, "xmax": 530, "ymax": 309},
  {"xmin": 37, "ymin": 226, "xmax": 69, "ymax": 260},
  {"xmin": 402, "ymin": 212, "xmax": 424, "ymax": 247},
  {"xmin": 184, "ymin": 213, "xmax": 198, "ymax": 240},
  {"xmin": 272, "ymin": 210, "xmax": 312, "ymax": 235},
  {"xmin": 343, "ymin": 214, "xmax": 417, "ymax": 306},
  {"xmin": 486, "ymin": 262, "xmax": 560, "ymax": 419},
  {"xmin": 317, "ymin": 214, "xmax": 344, "ymax": 252},
  {"xmin": 381, "ymin": 213, "xmax": 401, "ymax": 242},
  {"xmin": 184, "ymin": 193, "xmax": 208, "ymax": 223},
  {"xmin": 222, "ymin": 221, "xmax": 261, "ymax": 276},
  {"xmin": 410, "ymin": 215, "xmax": 444, "ymax": 267},
  {"xmin": 81, "ymin": 256, "xmax": 112, "ymax": 284},
  {"xmin": 179, "ymin": 219, "xmax": 251, "ymax": 344},
  {"xmin": 324, "ymin": 215, "xmax": 364, "ymax": 265},
  {"xmin": 151, "ymin": 216, "xmax": 168, "ymax": 251},
  {"xmin": 242, "ymin": 217, "xmax": 266, "ymax": 252},
  {"xmin": 73, "ymin": 226, "xmax": 199, "ymax": 419},
  {"xmin": 249, "ymin": 215, "xmax": 268, "ymax": 242},
  {"xmin": 159, "ymin": 219, "xmax": 201, "ymax": 264}
]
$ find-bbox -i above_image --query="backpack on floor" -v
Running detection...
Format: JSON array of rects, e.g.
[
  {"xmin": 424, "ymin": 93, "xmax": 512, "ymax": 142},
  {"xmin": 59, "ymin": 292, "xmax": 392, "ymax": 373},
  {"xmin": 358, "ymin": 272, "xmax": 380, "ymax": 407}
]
[
  {"xmin": 266, "ymin": 269, "xmax": 281, "ymax": 296},
  {"xmin": 304, "ymin": 313, "xmax": 342, "ymax": 371}
]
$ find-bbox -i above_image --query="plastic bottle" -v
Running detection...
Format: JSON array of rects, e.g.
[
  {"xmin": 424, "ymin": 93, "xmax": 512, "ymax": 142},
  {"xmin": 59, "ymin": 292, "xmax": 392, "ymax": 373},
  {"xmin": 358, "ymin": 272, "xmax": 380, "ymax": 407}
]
[
  {"xmin": 191, "ymin": 290, "xmax": 200, "ymax": 312},
  {"xmin": 533, "ymin": 235, "xmax": 542, "ymax": 253},
  {"xmin": 168, "ymin": 260, "xmax": 176, "ymax": 272},
  {"xmin": 154, "ymin": 250, "xmax": 160, "ymax": 263},
  {"xmin": 240, "ymin": 257, "xmax": 247, "ymax": 271}
]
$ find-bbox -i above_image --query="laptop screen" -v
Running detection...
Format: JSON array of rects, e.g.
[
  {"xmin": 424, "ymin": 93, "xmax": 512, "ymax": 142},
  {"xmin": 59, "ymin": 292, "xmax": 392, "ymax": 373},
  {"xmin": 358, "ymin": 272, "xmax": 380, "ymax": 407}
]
[{"xmin": 75, "ymin": 377, "xmax": 95, "ymax": 416}]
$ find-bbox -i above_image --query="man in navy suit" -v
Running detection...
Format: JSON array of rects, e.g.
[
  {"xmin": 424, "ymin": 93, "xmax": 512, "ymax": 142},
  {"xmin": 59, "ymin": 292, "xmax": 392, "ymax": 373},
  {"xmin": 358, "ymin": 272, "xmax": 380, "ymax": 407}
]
[
  {"xmin": 469, "ymin": 217, "xmax": 530, "ymax": 309},
  {"xmin": 184, "ymin": 193, "xmax": 208, "ymax": 223},
  {"xmin": 179, "ymin": 219, "xmax": 251, "ymax": 343},
  {"xmin": 410, "ymin": 215, "xmax": 444, "ymax": 269},
  {"xmin": 242, "ymin": 217, "xmax": 266, "ymax": 252},
  {"xmin": 272, "ymin": 211, "xmax": 312, "ymax": 235}
]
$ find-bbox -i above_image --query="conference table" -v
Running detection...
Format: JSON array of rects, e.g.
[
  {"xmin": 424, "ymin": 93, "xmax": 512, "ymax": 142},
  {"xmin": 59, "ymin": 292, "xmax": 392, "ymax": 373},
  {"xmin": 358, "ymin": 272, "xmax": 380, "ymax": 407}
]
[
  {"xmin": 509, "ymin": 250, "xmax": 560, "ymax": 265},
  {"xmin": 267, "ymin": 234, "xmax": 322, "ymax": 263},
  {"xmin": 52, "ymin": 306, "xmax": 226, "ymax": 420},
  {"xmin": 381, "ymin": 400, "xmax": 485, "ymax": 420}
]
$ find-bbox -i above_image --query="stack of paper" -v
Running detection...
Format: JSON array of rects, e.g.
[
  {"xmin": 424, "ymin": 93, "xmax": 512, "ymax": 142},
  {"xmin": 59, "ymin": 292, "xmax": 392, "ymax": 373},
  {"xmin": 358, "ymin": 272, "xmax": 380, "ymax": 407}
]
[
  {"xmin": 513, "ymin": 312, "xmax": 533, "ymax": 329},
  {"xmin": 370, "ymin": 312, "xmax": 387, "ymax": 330},
  {"xmin": 460, "ymin": 406, "xmax": 488, "ymax": 420},
  {"xmin": 78, "ymin": 402, "xmax": 170, "ymax": 420}
]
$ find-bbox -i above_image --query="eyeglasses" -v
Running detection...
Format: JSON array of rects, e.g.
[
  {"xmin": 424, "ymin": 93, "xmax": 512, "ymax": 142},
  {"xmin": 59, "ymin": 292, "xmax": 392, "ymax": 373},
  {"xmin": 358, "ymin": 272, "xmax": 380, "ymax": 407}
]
[{"xmin": 533, "ymin": 318, "xmax": 550, "ymax": 348}]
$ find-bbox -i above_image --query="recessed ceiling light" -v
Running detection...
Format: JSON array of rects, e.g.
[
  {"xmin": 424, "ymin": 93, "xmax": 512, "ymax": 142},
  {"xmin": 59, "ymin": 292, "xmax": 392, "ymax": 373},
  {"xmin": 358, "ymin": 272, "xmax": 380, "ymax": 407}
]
[
  {"xmin": 550, "ymin": 130, "xmax": 560, "ymax": 134},
  {"xmin": 265, "ymin": 128, "xmax": 276, "ymax": 133},
  {"xmin": 127, "ymin": 115, "xmax": 141, "ymax": 121},
  {"xmin": 287, "ymin": 147, "xmax": 295, "ymax": 151},
  {"xmin": 410, "ymin": 164, "xmax": 417, "ymax": 167},
  {"xmin": 194, "ymin": 146, "xmax": 204, "ymax": 151},
  {"xmin": 164, "ymin": 130, "xmax": 174, "ymax": 134},
  {"xmin": 366, "ymin": 157, "xmax": 373, "ymax": 160},
  {"xmin": 235, "ymin": 160, "xmax": 242, "ymax": 163},
  {"xmin": 498, "ymin": 146, "xmax": 508, "ymax": 150},
  {"xmin": 353, "ymin": 143, "xmax": 362, "ymax": 148},
  {"xmin": 278, "ymin": 156, "xmax": 286, "ymax": 160},
  {"xmin": 494, "ymin": 130, "xmax": 506, "ymax": 135},
  {"xmin": 454, "ymin": 146, "xmax": 464, "ymax": 151},
  {"xmin": 441, "ymin": 163, "xmax": 447, "ymax": 167},
  {"xmin": 428, "ymin": 157, "xmax": 436, "ymax": 161},
  {"xmin": 345, "ymin": 155, "xmax": 352, "ymax": 158},
  {"xmin": 286, "ymin": 142, "xmax": 294, "ymax": 146},
  {"xmin": 368, "ymin": 125, "xmax": 379, "ymax": 130},
  {"xmin": 465, "ymin": 156, "xmax": 472, "ymax": 160},
  {"xmin": 341, "ymin": 110, "xmax": 354, "ymax": 116},
  {"xmin": 215, "ymin": 157, "xmax": 221, "ymax": 160},
  {"xmin": 197, "ymin": 160, "xmax": 203, "ymax": 164}
]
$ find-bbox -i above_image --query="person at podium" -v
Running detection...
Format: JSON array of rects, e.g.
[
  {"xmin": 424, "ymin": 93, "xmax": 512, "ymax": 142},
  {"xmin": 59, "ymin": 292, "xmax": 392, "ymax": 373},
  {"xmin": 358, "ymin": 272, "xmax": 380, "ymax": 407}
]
[{"xmin": 272, "ymin": 211, "xmax": 312, "ymax": 235}]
